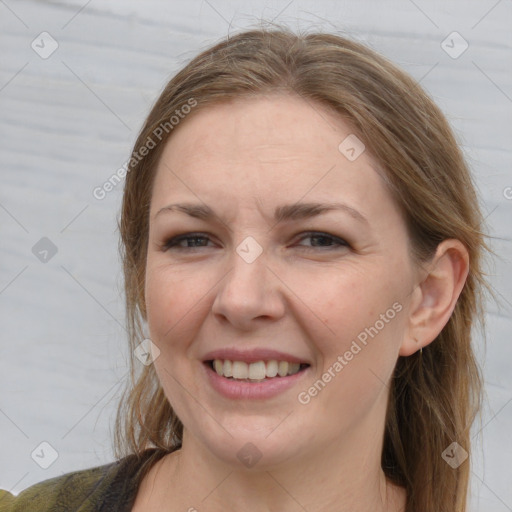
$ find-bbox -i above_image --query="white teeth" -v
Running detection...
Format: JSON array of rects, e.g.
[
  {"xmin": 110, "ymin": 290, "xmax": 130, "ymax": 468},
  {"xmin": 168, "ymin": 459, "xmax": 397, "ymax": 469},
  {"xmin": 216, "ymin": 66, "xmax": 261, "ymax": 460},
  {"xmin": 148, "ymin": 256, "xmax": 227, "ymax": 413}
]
[
  {"xmin": 232, "ymin": 361, "xmax": 248, "ymax": 379},
  {"xmin": 277, "ymin": 361, "xmax": 289, "ymax": 377},
  {"xmin": 223, "ymin": 360, "xmax": 233, "ymax": 378},
  {"xmin": 266, "ymin": 360, "xmax": 278, "ymax": 377},
  {"xmin": 289, "ymin": 362, "xmax": 300, "ymax": 374},
  {"xmin": 248, "ymin": 361, "xmax": 266, "ymax": 380},
  {"xmin": 210, "ymin": 359, "xmax": 306, "ymax": 380},
  {"xmin": 213, "ymin": 359, "xmax": 223, "ymax": 375}
]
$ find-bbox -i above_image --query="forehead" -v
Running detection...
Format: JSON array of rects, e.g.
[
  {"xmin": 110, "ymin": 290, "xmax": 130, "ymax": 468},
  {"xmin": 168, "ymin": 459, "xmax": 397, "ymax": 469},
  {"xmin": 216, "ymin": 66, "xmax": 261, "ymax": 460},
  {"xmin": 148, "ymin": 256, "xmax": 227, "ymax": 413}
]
[{"xmin": 150, "ymin": 94, "xmax": 402, "ymax": 227}]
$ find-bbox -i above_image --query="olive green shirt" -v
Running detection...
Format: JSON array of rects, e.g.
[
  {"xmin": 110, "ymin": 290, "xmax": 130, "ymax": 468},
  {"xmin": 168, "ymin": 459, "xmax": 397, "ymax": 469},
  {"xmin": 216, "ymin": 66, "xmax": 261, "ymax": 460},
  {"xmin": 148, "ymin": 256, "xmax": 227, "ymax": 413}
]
[{"xmin": 0, "ymin": 449, "xmax": 164, "ymax": 512}]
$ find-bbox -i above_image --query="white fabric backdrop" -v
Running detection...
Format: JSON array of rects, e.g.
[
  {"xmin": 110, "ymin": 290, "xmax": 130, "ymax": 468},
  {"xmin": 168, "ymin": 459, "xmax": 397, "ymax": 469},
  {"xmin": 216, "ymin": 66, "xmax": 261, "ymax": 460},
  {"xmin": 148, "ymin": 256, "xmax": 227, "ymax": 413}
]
[{"xmin": 0, "ymin": 1, "xmax": 511, "ymax": 510}]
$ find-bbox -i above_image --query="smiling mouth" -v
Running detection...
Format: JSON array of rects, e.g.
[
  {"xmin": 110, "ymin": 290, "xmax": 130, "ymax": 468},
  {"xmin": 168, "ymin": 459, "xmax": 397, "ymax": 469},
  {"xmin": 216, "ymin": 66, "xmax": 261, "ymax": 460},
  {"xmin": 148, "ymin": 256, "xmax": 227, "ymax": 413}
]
[{"xmin": 206, "ymin": 359, "xmax": 310, "ymax": 382}]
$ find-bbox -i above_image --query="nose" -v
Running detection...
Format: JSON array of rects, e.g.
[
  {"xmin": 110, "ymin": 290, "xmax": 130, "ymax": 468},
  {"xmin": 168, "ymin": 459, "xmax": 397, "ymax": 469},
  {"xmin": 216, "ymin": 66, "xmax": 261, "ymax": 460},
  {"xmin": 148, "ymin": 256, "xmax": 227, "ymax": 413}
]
[{"xmin": 211, "ymin": 242, "xmax": 285, "ymax": 331}]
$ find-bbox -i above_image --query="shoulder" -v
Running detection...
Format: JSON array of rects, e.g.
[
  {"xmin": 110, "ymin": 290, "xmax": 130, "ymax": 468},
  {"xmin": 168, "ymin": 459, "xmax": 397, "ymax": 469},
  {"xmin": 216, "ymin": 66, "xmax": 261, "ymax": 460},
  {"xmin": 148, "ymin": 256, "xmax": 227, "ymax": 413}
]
[
  {"xmin": 0, "ymin": 449, "xmax": 165, "ymax": 512},
  {"xmin": 0, "ymin": 460, "xmax": 119, "ymax": 512}
]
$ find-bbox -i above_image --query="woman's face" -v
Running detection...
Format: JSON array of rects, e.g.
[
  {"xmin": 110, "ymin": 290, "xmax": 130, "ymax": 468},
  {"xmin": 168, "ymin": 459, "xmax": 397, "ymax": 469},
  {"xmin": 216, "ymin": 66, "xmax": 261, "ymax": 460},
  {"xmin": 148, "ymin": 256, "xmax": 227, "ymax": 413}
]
[{"xmin": 145, "ymin": 94, "xmax": 419, "ymax": 467}]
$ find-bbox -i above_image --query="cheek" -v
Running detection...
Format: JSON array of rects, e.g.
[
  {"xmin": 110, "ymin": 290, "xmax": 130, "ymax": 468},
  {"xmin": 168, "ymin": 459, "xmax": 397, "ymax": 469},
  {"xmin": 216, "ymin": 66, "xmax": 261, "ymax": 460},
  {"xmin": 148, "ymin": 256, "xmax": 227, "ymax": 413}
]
[
  {"xmin": 144, "ymin": 262, "xmax": 204, "ymax": 344},
  {"xmin": 145, "ymin": 265, "xmax": 205, "ymax": 400},
  {"xmin": 304, "ymin": 267, "xmax": 406, "ymax": 369},
  {"xmin": 303, "ymin": 283, "xmax": 405, "ymax": 429}
]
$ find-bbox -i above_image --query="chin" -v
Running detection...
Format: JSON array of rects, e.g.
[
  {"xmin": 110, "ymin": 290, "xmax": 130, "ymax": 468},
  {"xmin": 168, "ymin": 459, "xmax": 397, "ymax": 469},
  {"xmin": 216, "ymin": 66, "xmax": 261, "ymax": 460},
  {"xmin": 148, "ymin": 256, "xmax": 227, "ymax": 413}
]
[{"xmin": 213, "ymin": 438, "xmax": 301, "ymax": 471}]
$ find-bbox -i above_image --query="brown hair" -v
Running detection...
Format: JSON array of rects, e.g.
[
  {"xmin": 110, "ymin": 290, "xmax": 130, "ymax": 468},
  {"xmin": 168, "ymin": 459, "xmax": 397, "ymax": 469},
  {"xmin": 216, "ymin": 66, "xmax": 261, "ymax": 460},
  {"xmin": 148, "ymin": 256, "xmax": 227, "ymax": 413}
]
[{"xmin": 114, "ymin": 24, "xmax": 490, "ymax": 511}]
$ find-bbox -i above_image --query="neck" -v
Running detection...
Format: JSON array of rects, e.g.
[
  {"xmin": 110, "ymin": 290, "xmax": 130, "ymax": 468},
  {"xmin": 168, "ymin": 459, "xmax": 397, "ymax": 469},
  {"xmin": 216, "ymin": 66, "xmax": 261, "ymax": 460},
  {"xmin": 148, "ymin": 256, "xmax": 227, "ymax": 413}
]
[{"xmin": 152, "ymin": 413, "xmax": 405, "ymax": 512}]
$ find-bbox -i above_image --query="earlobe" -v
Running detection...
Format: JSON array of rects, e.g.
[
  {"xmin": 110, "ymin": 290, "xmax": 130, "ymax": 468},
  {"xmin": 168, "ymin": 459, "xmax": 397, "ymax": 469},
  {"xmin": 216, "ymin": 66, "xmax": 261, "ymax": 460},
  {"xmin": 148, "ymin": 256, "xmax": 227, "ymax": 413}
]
[{"xmin": 399, "ymin": 239, "xmax": 469, "ymax": 357}]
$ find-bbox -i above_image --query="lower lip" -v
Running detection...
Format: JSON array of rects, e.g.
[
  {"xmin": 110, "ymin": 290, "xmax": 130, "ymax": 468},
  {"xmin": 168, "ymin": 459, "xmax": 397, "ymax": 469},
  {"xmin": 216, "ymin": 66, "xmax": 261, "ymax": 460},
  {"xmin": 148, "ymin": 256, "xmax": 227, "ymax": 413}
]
[{"xmin": 203, "ymin": 362, "xmax": 310, "ymax": 400}]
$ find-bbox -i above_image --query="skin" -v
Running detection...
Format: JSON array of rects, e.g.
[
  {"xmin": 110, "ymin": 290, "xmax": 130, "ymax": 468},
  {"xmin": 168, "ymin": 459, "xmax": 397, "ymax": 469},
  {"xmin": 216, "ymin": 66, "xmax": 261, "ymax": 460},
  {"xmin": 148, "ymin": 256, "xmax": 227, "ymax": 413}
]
[{"xmin": 132, "ymin": 94, "xmax": 469, "ymax": 512}]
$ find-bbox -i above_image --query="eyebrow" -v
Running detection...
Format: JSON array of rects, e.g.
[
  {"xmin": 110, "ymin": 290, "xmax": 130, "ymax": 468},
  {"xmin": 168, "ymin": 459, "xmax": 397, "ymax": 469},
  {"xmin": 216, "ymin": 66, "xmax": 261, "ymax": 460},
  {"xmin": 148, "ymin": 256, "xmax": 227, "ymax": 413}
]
[{"xmin": 155, "ymin": 201, "xmax": 369, "ymax": 225}]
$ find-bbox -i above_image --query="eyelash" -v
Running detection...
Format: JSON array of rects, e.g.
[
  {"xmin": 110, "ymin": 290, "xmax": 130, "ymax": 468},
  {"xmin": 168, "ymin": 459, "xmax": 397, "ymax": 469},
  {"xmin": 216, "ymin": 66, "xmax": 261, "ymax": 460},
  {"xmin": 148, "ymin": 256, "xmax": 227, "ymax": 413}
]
[{"xmin": 161, "ymin": 231, "xmax": 350, "ymax": 251}]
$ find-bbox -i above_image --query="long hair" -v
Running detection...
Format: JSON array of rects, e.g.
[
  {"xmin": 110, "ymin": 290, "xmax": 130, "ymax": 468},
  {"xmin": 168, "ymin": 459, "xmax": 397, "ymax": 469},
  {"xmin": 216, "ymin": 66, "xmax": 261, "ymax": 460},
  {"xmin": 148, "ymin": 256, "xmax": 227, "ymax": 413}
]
[{"xmin": 114, "ymin": 25, "xmax": 490, "ymax": 511}]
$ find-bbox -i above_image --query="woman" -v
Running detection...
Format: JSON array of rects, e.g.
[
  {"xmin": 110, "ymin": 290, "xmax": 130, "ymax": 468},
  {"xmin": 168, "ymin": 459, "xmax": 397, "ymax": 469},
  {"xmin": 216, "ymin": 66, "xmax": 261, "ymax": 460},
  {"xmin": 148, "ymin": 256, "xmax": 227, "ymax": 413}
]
[{"xmin": 0, "ymin": 25, "xmax": 488, "ymax": 512}]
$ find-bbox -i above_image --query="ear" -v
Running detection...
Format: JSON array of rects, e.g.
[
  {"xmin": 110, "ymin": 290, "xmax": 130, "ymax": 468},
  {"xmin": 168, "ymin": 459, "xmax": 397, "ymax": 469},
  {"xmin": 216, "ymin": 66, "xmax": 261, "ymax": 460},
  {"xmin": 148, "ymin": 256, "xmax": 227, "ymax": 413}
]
[{"xmin": 399, "ymin": 239, "xmax": 469, "ymax": 356}]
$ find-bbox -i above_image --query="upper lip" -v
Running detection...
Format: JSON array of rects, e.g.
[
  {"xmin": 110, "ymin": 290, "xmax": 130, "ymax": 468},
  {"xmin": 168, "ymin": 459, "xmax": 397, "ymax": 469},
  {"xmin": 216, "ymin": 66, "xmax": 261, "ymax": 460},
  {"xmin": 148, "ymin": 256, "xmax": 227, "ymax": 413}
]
[{"xmin": 202, "ymin": 348, "xmax": 310, "ymax": 365}]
